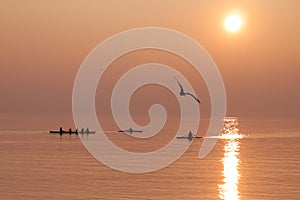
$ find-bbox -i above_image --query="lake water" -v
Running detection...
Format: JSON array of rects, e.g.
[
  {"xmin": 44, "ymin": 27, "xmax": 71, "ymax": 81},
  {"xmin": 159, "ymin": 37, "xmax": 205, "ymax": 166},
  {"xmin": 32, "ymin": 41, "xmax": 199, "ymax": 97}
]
[{"xmin": 0, "ymin": 119, "xmax": 299, "ymax": 199}]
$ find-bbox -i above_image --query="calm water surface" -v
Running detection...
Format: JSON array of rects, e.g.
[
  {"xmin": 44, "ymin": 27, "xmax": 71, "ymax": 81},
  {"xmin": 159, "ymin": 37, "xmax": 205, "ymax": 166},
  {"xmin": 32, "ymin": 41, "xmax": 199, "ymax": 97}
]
[{"xmin": 0, "ymin": 119, "xmax": 299, "ymax": 199}]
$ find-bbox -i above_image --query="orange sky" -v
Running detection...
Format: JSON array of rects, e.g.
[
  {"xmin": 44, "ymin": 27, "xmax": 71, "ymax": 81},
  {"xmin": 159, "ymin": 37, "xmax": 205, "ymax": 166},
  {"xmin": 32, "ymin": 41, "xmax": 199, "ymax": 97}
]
[{"xmin": 0, "ymin": 0, "xmax": 299, "ymax": 130}]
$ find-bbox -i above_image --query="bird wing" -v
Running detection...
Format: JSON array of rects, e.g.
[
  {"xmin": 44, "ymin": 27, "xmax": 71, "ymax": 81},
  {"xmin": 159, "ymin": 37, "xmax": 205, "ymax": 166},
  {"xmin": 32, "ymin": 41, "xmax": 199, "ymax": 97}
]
[
  {"xmin": 173, "ymin": 76, "xmax": 185, "ymax": 94},
  {"xmin": 185, "ymin": 92, "xmax": 201, "ymax": 104}
]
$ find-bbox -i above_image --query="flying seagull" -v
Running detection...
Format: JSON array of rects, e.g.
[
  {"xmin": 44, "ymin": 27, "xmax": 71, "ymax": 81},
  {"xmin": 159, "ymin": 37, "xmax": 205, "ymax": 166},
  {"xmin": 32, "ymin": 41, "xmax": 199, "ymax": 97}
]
[{"xmin": 174, "ymin": 77, "xmax": 201, "ymax": 104}]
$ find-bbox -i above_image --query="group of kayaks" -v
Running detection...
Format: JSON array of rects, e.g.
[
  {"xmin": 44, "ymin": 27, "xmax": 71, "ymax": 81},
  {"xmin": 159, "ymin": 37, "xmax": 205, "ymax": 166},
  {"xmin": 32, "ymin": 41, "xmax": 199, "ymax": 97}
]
[{"xmin": 50, "ymin": 127, "xmax": 202, "ymax": 140}]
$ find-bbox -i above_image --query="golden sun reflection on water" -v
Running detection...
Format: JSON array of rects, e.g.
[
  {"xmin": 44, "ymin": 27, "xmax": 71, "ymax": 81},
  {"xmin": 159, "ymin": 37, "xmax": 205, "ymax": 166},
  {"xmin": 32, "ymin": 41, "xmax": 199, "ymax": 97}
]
[{"xmin": 219, "ymin": 117, "xmax": 242, "ymax": 200}]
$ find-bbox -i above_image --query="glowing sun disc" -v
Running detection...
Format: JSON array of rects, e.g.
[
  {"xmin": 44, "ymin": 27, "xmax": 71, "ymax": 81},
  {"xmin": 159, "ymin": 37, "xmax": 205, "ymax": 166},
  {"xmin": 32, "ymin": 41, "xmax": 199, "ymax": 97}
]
[{"xmin": 225, "ymin": 15, "xmax": 242, "ymax": 32}]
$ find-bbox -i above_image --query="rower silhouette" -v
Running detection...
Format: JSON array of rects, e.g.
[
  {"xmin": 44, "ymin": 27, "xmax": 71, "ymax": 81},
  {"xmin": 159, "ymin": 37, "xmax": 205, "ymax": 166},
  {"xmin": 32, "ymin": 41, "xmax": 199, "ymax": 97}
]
[
  {"xmin": 188, "ymin": 131, "xmax": 193, "ymax": 140},
  {"xmin": 59, "ymin": 127, "xmax": 63, "ymax": 136}
]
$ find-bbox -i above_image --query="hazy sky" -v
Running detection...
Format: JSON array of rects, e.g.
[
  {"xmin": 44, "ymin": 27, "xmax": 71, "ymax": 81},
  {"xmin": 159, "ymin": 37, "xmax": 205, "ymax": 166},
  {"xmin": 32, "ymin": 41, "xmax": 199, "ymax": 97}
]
[{"xmin": 0, "ymin": 0, "xmax": 299, "ymax": 130}]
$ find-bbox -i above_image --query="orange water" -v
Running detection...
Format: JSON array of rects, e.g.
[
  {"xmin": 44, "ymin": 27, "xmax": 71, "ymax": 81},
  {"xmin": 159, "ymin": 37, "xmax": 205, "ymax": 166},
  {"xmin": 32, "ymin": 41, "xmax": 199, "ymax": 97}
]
[{"xmin": 0, "ymin": 119, "xmax": 299, "ymax": 199}]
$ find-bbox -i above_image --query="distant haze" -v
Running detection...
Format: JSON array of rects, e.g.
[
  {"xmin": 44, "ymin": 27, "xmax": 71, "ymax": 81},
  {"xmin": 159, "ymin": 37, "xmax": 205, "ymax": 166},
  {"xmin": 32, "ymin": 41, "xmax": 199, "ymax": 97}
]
[{"xmin": 0, "ymin": 1, "xmax": 299, "ymax": 130}]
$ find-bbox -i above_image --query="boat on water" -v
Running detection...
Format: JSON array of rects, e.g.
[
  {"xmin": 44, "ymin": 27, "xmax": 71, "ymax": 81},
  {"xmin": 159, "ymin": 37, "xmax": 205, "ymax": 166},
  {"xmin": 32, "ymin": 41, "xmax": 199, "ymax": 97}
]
[
  {"xmin": 118, "ymin": 128, "xmax": 143, "ymax": 134},
  {"xmin": 49, "ymin": 127, "xmax": 96, "ymax": 135},
  {"xmin": 176, "ymin": 131, "xmax": 202, "ymax": 141}
]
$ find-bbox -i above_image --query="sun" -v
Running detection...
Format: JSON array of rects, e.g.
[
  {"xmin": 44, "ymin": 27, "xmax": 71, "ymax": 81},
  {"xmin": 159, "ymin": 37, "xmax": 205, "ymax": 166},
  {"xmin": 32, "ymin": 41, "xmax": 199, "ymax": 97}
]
[{"xmin": 225, "ymin": 15, "xmax": 242, "ymax": 32}]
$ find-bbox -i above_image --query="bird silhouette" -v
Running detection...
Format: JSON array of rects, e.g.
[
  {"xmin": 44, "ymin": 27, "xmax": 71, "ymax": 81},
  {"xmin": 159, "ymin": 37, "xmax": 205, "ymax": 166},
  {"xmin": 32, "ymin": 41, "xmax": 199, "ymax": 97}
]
[{"xmin": 174, "ymin": 76, "xmax": 201, "ymax": 104}]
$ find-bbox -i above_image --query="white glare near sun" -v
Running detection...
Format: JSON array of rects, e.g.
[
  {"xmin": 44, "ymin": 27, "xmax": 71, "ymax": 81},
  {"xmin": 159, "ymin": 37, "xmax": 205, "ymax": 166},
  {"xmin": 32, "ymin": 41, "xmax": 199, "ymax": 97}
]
[{"xmin": 225, "ymin": 15, "xmax": 242, "ymax": 32}]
